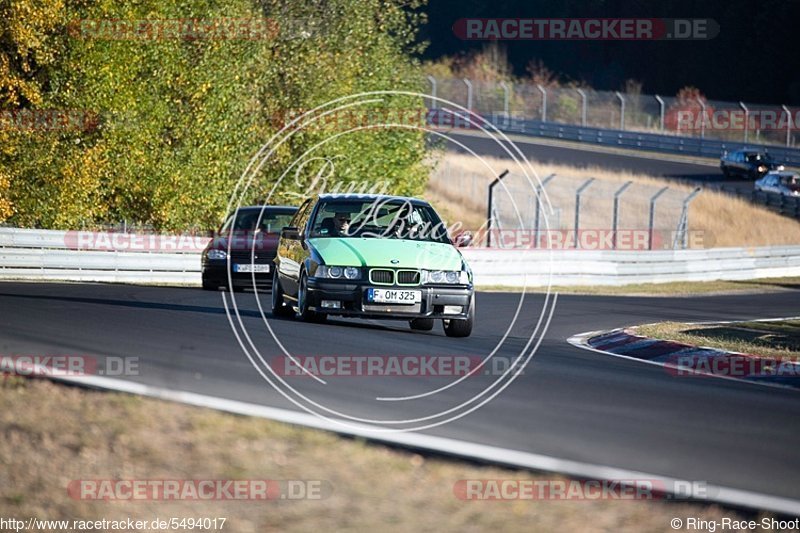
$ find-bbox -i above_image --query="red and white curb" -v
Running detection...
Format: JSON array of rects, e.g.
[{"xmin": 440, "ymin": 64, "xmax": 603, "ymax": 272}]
[{"xmin": 568, "ymin": 321, "xmax": 800, "ymax": 391}]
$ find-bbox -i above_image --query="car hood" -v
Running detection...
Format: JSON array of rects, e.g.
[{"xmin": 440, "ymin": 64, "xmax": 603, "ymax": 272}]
[{"xmin": 308, "ymin": 237, "xmax": 464, "ymax": 270}]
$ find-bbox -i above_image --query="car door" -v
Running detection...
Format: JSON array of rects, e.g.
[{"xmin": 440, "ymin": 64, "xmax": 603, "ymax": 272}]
[{"xmin": 277, "ymin": 199, "xmax": 312, "ymax": 296}]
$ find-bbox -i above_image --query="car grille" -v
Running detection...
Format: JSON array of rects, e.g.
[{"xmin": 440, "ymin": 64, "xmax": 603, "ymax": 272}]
[
  {"xmin": 369, "ymin": 269, "xmax": 394, "ymax": 285},
  {"xmin": 396, "ymin": 270, "xmax": 420, "ymax": 285},
  {"xmin": 229, "ymin": 251, "xmax": 275, "ymax": 264}
]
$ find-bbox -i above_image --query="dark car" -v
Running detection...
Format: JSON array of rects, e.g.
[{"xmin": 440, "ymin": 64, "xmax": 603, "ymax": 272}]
[
  {"xmin": 754, "ymin": 171, "xmax": 800, "ymax": 197},
  {"xmin": 201, "ymin": 205, "xmax": 297, "ymax": 291},
  {"xmin": 271, "ymin": 194, "xmax": 475, "ymax": 337},
  {"xmin": 720, "ymin": 149, "xmax": 784, "ymax": 179}
]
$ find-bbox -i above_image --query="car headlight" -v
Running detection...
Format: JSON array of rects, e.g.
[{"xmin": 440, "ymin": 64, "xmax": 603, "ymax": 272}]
[
  {"xmin": 777, "ymin": 165, "xmax": 786, "ymax": 171},
  {"xmin": 317, "ymin": 265, "xmax": 361, "ymax": 280},
  {"xmin": 758, "ymin": 165, "xmax": 767, "ymax": 172},
  {"xmin": 206, "ymin": 249, "xmax": 227, "ymax": 260},
  {"xmin": 422, "ymin": 270, "xmax": 469, "ymax": 285}
]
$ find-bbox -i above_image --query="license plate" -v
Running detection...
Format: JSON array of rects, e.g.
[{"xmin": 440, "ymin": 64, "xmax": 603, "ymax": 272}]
[
  {"xmin": 367, "ymin": 288, "xmax": 421, "ymax": 304},
  {"xmin": 233, "ymin": 263, "xmax": 270, "ymax": 273}
]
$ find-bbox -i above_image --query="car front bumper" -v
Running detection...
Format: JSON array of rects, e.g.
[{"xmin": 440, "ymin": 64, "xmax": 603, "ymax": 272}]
[
  {"xmin": 305, "ymin": 278, "xmax": 473, "ymax": 320},
  {"xmin": 202, "ymin": 261, "xmax": 273, "ymax": 289}
]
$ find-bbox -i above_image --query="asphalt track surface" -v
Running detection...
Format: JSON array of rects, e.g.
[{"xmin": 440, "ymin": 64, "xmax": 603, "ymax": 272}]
[
  {"xmin": 443, "ymin": 132, "xmax": 755, "ymax": 193},
  {"xmin": 2, "ymin": 282, "xmax": 799, "ymax": 504}
]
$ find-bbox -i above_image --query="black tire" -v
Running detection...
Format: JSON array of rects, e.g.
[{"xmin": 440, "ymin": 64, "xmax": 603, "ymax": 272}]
[
  {"xmin": 443, "ymin": 294, "xmax": 475, "ymax": 338},
  {"xmin": 721, "ymin": 167, "xmax": 731, "ymax": 178},
  {"xmin": 409, "ymin": 318, "xmax": 434, "ymax": 331},
  {"xmin": 297, "ymin": 271, "xmax": 326, "ymax": 323},
  {"xmin": 202, "ymin": 274, "xmax": 218, "ymax": 291},
  {"xmin": 271, "ymin": 268, "xmax": 294, "ymax": 317}
]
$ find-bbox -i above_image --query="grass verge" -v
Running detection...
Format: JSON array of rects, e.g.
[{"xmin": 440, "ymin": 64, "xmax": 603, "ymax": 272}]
[
  {"xmin": 478, "ymin": 276, "xmax": 800, "ymax": 297},
  {"xmin": 635, "ymin": 320, "xmax": 800, "ymax": 360},
  {"xmin": 0, "ymin": 379, "xmax": 761, "ymax": 532}
]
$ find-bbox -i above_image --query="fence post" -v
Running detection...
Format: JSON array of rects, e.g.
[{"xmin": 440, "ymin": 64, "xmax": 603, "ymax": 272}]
[
  {"xmin": 739, "ymin": 102, "xmax": 749, "ymax": 143},
  {"xmin": 427, "ymin": 76, "xmax": 437, "ymax": 110},
  {"xmin": 500, "ymin": 81, "xmax": 510, "ymax": 118},
  {"xmin": 533, "ymin": 174, "xmax": 557, "ymax": 249},
  {"xmin": 574, "ymin": 177, "xmax": 595, "ymax": 249},
  {"xmin": 782, "ymin": 105, "xmax": 792, "ymax": 147},
  {"xmin": 537, "ymin": 84, "xmax": 547, "ymax": 122},
  {"xmin": 463, "ymin": 78, "xmax": 473, "ymax": 112},
  {"xmin": 486, "ymin": 169, "xmax": 510, "ymax": 248},
  {"xmin": 612, "ymin": 181, "xmax": 633, "ymax": 249},
  {"xmin": 615, "ymin": 91, "xmax": 625, "ymax": 130},
  {"xmin": 655, "ymin": 95, "xmax": 665, "ymax": 132},
  {"xmin": 648, "ymin": 186, "xmax": 669, "ymax": 250},
  {"xmin": 576, "ymin": 89, "xmax": 587, "ymax": 126},
  {"xmin": 697, "ymin": 97, "xmax": 706, "ymax": 139},
  {"xmin": 674, "ymin": 187, "xmax": 702, "ymax": 249}
]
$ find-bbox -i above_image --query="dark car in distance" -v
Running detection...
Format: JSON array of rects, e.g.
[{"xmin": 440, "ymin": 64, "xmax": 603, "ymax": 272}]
[
  {"xmin": 720, "ymin": 149, "xmax": 784, "ymax": 179},
  {"xmin": 201, "ymin": 205, "xmax": 297, "ymax": 291}
]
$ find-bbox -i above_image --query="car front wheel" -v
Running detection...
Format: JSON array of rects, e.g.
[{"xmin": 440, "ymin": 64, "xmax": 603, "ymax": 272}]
[
  {"xmin": 271, "ymin": 268, "xmax": 294, "ymax": 317},
  {"xmin": 409, "ymin": 318, "xmax": 434, "ymax": 331},
  {"xmin": 443, "ymin": 294, "xmax": 474, "ymax": 338},
  {"xmin": 297, "ymin": 271, "xmax": 326, "ymax": 323}
]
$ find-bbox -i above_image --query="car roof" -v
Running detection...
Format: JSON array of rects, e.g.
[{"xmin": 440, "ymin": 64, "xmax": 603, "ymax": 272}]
[{"xmin": 316, "ymin": 193, "xmax": 431, "ymax": 206}]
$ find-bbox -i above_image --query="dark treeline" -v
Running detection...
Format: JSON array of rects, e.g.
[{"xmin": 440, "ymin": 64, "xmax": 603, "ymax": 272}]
[{"xmin": 419, "ymin": 0, "xmax": 800, "ymax": 104}]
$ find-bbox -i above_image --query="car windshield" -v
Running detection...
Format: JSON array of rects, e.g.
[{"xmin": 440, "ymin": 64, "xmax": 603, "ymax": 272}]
[
  {"xmin": 310, "ymin": 199, "xmax": 450, "ymax": 243},
  {"xmin": 747, "ymin": 153, "xmax": 773, "ymax": 163},
  {"xmin": 221, "ymin": 210, "xmax": 294, "ymax": 234}
]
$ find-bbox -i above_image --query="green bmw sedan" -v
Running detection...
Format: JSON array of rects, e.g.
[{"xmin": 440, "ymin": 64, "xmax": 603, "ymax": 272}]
[{"xmin": 271, "ymin": 194, "xmax": 475, "ymax": 337}]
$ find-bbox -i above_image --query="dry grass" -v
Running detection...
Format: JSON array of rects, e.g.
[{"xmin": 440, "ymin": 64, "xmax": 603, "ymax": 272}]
[
  {"xmin": 480, "ymin": 276, "xmax": 800, "ymax": 297},
  {"xmin": 0, "ymin": 379, "xmax": 768, "ymax": 532},
  {"xmin": 425, "ymin": 152, "xmax": 800, "ymax": 247},
  {"xmin": 635, "ymin": 320, "xmax": 800, "ymax": 360}
]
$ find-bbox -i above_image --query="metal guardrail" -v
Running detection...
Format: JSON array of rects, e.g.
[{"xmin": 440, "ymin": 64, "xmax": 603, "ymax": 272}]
[
  {"xmin": 462, "ymin": 246, "xmax": 800, "ymax": 287},
  {"xmin": 717, "ymin": 187, "xmax": 800, "ymax": 219},
  {"xmin": 0, "ymin": 228, "xmax": 204, "ymax": 284},
  {"xmin": 440, "ymin": 113, "xmax": 800, "ymax": 166},
  {"xmin": 2, "ymin": 228, "xmax": 799, "ymax": 287}
]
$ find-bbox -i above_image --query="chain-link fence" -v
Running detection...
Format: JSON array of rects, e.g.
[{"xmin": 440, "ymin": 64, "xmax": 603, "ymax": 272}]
[
  {"xmin": 429, "ymin": 156, "xmax": 702, "ymax": 250},
  {"xmin": 428, "ymin": 76, "xmax": 800, "ymax": 148}
]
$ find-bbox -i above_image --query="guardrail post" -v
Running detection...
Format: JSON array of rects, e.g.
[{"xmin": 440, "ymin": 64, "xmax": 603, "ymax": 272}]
[
  {"xmin": 427, "ymin": 75, "xmax": 437, "ymax": 110},
  {"xmin": 739, "ymin": 102, "xmax": 749, "ymax": 143},
  {"xmin": 576, "ymin": 89, "xmax": 587, "ymax": 126},
  {"xmin": 674, "ymin": 187, "xmax": 702, "ymax": 249},
  {"xmin": 615, "ymin": 91, "xmax": 625, "ymax": 130},
  {"xmin": 463, "ymin": 78, "xmax": 473, "ymax": 112},
  {"xmin": 648, "ymin": 186, "xmax": 669, "ymax": 250},
  {"xmin": 697, "ymin": 97, "xmax": 707, "ymax": 139},
  {"xmin": 574, "ymin": 177, "xmax": 595, "ymax": 248},
  {"xmin": 612, "ymin": 181, "xmax": 633, "ymax": 249},
  {"xmin": 486, "ymin": 169, "xmax": 510, "ymax": 248},
  {"xmin": 782, "ymin": 105, "xmax": 792, "ymax": 147},
  {"xmin": 500, "ymin": 81, "xmax": 510, "ymax": 119},
  {"xmin": 533, "ymin": 174, "xmax": 557, "ymax": 249},
  {"xmin": 655, "ymin": 95, "xmax": 665, "ymax": 132},
  {"xmin": 537, "ymin": 85, "xmax": 547, "ymax": 122}
]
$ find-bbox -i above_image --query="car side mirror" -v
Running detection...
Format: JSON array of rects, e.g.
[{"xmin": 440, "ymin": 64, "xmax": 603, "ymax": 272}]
[
  {"xmin": 281, "ymin": 226, "xmax": 301, "ymax": 240},
  {"xmin": 455, "ymin": 231, "xmax": 473, "ymax": 248}
]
